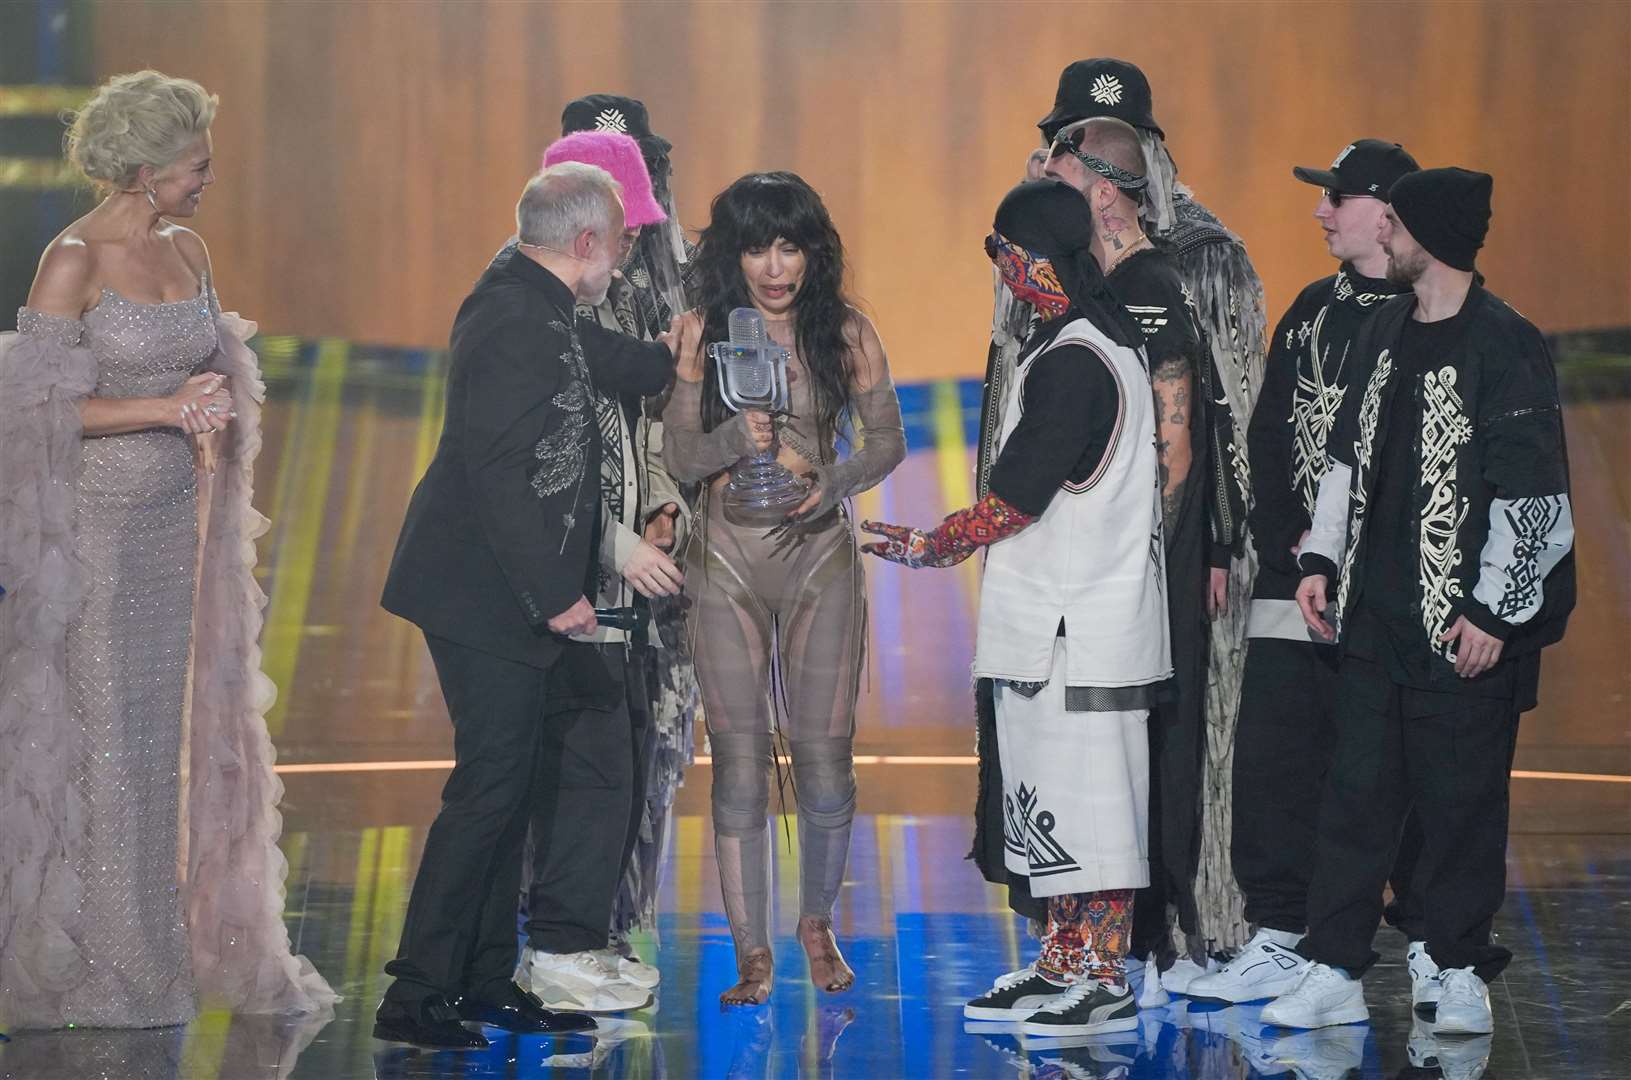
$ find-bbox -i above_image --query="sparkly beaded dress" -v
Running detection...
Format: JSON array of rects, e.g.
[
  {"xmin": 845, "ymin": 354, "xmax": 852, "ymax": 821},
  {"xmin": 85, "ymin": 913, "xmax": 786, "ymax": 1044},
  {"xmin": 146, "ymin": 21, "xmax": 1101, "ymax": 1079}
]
[{"xmin": 0, "ymin": 281, "xmax": 336, "ymax": 1030}]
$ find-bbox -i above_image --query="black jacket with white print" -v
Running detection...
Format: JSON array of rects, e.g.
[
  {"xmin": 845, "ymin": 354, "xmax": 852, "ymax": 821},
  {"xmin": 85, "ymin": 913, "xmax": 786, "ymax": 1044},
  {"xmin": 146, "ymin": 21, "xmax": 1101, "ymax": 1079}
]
[{"xmin": 1298, "ymin": 283, "xmax": 1575, "ymax": 678}]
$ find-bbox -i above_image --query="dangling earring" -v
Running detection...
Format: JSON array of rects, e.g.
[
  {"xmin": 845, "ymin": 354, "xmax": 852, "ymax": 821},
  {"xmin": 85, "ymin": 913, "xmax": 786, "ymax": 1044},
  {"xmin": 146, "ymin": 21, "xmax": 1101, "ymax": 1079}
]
[{"xmin": 144, "ymin": 186, "xmax": 160, "ymax": 212}]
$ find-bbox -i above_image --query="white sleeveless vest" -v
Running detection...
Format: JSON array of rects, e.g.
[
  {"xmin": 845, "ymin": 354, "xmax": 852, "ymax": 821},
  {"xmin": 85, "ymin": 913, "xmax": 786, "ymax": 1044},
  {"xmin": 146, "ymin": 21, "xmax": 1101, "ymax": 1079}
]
[{"xmin": 973, "ymin": 317, "xmax": 1172, "ymax": 687}]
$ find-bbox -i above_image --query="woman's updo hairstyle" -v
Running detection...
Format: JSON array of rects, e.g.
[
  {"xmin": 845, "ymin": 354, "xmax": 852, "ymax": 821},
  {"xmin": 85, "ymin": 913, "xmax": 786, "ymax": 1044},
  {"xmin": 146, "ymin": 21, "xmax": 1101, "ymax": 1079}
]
[{"xmin": 65, "ymin": 70, "xmax": 217, "ymax": 190}]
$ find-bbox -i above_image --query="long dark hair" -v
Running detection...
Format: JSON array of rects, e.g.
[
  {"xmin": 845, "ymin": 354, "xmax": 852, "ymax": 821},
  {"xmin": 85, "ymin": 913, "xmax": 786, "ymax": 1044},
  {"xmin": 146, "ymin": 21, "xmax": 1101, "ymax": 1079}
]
[{"xmin": 691, "ymin": 172, "xmax": 857, "ymax": 454}]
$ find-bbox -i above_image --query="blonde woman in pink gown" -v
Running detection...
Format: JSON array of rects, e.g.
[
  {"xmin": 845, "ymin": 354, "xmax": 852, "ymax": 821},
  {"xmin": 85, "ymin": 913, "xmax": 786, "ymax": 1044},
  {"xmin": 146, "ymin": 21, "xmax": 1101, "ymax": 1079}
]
[{"xmin": 0, "ymin": 70, "xmax": 335, "ymax": 1031}]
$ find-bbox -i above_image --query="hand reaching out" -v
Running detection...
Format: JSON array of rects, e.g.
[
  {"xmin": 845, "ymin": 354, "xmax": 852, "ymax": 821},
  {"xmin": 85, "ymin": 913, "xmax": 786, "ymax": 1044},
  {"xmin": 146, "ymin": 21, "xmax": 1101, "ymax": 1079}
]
[
  {"xmin": 860, "ymin": 495, "xmax": 1036, "ymax": 570},
  {"xmin": 859, "ymin": 520, "xmax": 938, "ymax": 567},
  {"xmin": 622, "ymin": 539, "xmax": 684, "ymax": 598}
]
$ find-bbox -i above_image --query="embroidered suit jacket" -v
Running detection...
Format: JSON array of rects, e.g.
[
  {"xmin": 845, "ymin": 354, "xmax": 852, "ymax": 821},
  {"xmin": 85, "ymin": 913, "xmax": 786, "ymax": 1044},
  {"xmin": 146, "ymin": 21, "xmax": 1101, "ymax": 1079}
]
[{"xmin": 382, "ymin": 246, "xmax": 673, "ymax": 669}]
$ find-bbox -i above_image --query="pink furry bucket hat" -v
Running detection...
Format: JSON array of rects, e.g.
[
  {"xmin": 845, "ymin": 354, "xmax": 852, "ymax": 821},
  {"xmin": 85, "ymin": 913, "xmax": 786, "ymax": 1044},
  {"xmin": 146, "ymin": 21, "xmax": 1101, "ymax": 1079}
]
[{"xmin": 542, "ymin": 130, "xmax": 667, "ymax": 228}]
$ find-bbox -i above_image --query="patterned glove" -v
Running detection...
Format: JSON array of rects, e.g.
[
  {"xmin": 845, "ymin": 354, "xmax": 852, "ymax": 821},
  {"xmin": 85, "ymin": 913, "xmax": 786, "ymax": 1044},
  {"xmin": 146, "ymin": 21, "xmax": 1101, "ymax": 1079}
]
[{"xmin": 860, "ymin": 494, "xmax": 1035, "ymax": 568}]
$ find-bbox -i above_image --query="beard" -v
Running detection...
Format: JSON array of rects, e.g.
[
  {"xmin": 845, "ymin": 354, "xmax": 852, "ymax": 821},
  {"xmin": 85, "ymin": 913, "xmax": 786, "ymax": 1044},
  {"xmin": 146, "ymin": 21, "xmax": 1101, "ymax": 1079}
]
[
  {"xmin": 1385, "ymin": 245, "xmax": 1430, "ymax": 286},
  {"xmin": 580, "ymin": 263, "xmax": 615, "ymax": 306}
]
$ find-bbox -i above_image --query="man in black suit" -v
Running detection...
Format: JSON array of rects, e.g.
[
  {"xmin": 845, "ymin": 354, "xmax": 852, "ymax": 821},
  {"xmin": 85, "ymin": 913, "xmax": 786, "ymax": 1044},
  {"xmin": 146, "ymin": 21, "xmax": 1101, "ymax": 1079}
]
[{"xmin": 374, "ymin": 161, "xmax": 677, "ymax": 1050}]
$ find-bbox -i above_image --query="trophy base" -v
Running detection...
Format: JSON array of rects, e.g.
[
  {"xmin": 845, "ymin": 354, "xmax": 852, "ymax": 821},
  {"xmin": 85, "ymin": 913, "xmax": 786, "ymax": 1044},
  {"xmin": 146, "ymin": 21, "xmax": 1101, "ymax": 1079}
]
[{"xmin": 721, "ymin": 460, "xmax": 808, "ymax": 528}]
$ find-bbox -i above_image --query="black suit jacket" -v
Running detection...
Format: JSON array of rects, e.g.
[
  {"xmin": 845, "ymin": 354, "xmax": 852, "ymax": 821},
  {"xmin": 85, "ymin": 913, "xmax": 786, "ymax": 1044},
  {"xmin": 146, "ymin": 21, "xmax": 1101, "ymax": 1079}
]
[{"xmin": 381, "ymin": 246, "xmax": 673, "ymax": 670}]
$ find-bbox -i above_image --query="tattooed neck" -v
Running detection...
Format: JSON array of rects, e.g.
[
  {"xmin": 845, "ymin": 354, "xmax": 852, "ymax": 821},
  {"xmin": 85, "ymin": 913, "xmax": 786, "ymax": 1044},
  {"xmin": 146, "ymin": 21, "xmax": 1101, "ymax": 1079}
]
[{"xmin": 1099, "ymin": 208, "xmax": 1146, "ymax": 261}]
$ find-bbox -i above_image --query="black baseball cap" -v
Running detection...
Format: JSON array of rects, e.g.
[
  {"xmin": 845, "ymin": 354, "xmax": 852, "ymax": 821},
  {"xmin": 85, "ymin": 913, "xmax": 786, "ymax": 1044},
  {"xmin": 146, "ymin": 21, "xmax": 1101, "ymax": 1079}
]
[
  {"xmin": 1037, "ymin": 58, "xmax": 1163, "ymax": 143},
  {"xmin": 1293, "ymin": 139, "xmax": 1419, "ymax": 200}
]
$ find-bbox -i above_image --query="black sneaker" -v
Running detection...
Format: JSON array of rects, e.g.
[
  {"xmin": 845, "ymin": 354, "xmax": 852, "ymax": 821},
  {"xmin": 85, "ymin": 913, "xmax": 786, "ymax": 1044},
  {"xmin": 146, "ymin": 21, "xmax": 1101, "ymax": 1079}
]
[
  {"xmin": 1019, "ymin": 980, "xmax": 1138, "ymax": 1036},
  {"xmin": 964, "ymin": 965, "xmax": 1072, "ymax": 1021}
]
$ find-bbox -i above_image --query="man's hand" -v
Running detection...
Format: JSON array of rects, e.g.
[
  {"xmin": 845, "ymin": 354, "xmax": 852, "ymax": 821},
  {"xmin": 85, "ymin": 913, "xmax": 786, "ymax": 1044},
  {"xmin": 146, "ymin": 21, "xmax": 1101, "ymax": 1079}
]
[
  {"xmin": 643, "ymin": 502, "xmax": 679, "ymax": 551},
  {"xmin": 622, "ymin": 539, "xmax": 684, "ymax": 598},
  {"xmin": 660, "ymin": 314, "xmax": 704, "ymax": 377},
  {"xmin": 1440, "ymin": 616, "xmax": 1505, "ymax": 678},
  {"xmin": 1207, "ymin": 566, "xmax": 1229, "ymax": 619},
  {"xmin": 1296, "ymin": 574, "xmax": 1335, "ymax": 642},
  {"xmin": 547, "ymin": 595, "xmax": 598, "ymax": 637}
]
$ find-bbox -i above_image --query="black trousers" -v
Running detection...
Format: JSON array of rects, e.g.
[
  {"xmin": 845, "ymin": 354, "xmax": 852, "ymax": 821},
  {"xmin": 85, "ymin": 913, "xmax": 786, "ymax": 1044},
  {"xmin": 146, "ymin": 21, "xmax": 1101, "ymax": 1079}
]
[
  {"xmin": 1233, "ymin": 636, "xmax": 1429, "ymax": 935},
  {"xmin": 525, "ymin": 644, "xmax": 650, "ymax": 954},
  {"xmin": 1299, "ymin": 654, "xmax": 1520, "ymax": 982},
  {"xmin": 383, "ymin": 634, "xmax": 613, "ymax": 1006},
  {"xmin": 1231, "ymin": 636, "xmax": 1340, "ymax": 932},
  {"xmin": 1132, "ymin": 492, "xmax": 1208, "ymax": 959}
]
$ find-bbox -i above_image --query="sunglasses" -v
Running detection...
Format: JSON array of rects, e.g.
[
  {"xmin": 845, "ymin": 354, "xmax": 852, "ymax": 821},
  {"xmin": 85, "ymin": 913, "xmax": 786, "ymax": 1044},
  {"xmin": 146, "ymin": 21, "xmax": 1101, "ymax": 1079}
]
[
  {"xmin": 1048, "ymin": 126, "xmax": 1085, "ymax": 160},
  {"xmin": 1324, "ymin": 187, "xmax": 1380, "ymax": 208}
]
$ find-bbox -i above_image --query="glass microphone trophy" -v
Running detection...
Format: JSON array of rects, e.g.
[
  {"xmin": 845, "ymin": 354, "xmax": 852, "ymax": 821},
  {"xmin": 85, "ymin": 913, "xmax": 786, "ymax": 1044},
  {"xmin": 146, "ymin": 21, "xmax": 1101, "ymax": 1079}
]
[{"xmin": 708, "ymin": 306, "xmax": 808, "ymax": 527}]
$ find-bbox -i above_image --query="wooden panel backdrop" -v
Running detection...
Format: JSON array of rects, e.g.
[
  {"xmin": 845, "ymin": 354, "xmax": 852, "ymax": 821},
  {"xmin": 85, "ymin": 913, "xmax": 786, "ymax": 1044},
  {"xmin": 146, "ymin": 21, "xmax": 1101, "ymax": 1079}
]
[{"xmin": 92, "ymin": 0, "xmax": 1630, "ymax": 382}]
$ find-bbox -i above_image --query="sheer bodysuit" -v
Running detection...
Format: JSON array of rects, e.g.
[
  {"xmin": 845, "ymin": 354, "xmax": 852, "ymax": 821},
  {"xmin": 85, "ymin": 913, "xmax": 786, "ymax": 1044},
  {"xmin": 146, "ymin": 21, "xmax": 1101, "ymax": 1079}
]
[{"xmin": 661, "ymin": 313, "xmax": 904, "ymax": 1001}]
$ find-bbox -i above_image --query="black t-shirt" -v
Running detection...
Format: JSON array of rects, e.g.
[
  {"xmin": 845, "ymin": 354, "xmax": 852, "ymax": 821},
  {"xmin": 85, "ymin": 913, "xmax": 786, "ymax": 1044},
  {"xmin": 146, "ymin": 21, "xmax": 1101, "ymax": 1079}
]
[
  {"xmin": 1109, "ymin": 248, "xmax": 1202, "ymax": 376},
  {"xmin": 987, "ymin": 321, "xmax": 1121, "ymax": 517}
]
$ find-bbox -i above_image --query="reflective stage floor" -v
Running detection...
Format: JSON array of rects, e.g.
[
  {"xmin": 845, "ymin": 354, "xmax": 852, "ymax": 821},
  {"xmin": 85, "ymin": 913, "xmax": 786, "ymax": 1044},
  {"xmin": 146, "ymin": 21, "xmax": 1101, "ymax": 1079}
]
[{"xmin": 1, "ymin": 339, "xmax": 1627, "ymax": 1079}]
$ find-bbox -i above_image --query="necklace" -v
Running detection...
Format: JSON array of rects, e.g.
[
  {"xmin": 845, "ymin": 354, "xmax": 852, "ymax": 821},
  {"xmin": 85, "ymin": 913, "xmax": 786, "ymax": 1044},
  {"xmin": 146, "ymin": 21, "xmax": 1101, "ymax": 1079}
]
[{"xmin": 1104, "ymin": 233, "xmax": 1152, "ymax": 276}]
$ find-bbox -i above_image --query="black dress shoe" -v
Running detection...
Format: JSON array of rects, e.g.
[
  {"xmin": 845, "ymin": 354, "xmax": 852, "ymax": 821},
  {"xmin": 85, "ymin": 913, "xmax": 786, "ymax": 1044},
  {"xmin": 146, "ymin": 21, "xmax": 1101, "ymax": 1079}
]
[
  {"xmin": 374, "ymin": 994, "xmax": 490, "ymax": 1050},
  {"xmin": 455, "ymin": 981, "xmax": 597, "ymax": 1033}
]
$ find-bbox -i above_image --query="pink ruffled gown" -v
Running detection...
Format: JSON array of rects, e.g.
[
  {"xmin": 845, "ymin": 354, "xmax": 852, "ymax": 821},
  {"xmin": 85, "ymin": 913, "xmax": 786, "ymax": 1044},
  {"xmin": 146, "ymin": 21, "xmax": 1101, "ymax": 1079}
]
[{"xmin": 0, "ymin": 282, "xmax": 336, "ymax": 1030}]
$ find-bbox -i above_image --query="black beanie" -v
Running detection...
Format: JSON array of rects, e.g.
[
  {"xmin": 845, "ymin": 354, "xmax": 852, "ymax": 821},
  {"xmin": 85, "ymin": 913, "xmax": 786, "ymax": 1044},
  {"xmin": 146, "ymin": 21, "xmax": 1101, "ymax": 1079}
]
[{"xmin": 1387, "ymin": 167, "xmax": 1493, "ymax": 272}]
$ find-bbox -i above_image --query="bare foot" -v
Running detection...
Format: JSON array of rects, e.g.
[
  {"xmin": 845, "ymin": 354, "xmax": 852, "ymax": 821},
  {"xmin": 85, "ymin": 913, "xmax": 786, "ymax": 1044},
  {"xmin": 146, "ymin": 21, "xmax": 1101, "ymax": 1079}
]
[
  {"xmin": 720, "ymin": 947, "xmax": 774, "ymax": 1006},
  {"xmin": 799, "ymin": 915, "xmax": 855, "ymax": 993}
]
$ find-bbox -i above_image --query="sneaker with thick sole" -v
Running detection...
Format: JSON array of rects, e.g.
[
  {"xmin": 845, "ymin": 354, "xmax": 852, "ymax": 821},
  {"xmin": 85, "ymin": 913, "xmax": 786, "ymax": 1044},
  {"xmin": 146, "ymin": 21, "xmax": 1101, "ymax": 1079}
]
[
  {"xmin": 1186, "ymin": 929, "xmax": 1309, "ymax": 1003},
  {"xmin": 596, "ymin": 947, "xmax": 660, "ymax": 991},
  {"xmin": 964, "ymin": 965, "xmax": 1073, "ymax": 1021},
  {"xmin": 1260, "ymin": 962, "xmax": 1370, "ymax": 1029},
  {"xmin": 1407, "ymin": 940, "xmax": 1443, "ymax": 1015},
  {"xmin": 1160, "ymin": 955, "xmax": 1220, "ymax": 995},
  {"xmin": 1019, "ymin": 980, "xmax": 1138, "ymax": 1037},
  {"xmin": 518, "ymin": 946, "xmax": 652, "ymax": 1013},
  {"xmin": 1432, "ymin": 968, "xmax": 1493, "ymax": 1035}
]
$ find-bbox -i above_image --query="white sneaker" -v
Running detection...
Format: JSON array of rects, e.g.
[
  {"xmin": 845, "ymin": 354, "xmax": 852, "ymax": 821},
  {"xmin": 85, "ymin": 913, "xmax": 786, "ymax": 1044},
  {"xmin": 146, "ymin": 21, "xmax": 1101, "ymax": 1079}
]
[
  {"xmin": 1135, "ymin": 952, "xmax": 1169, "ymax": 1008},
  {"xmin": 1260, "ymin": 962, "xmax": 1369, "ymax": 1029},
  {"xmin": 1264, "ymin": 1025, "xmax": 1368, "ymax": 1080},
  {"xmin": 1185, "ymin": 929, "xmax": 1309, "ymax": 1003},
  {"xmin": 596, "ymin": 947, "xmax": 660, "ymax": 990},
  {"xmin": 1159, "ymin": 955, "xmax": 1220, "ymax": 995},
  {"xmin": 1432, "ymin": 968, "xmax": 1493, "ymax": 1035},
  {"xmin": 517, "ymin": 946, "xmax": 652, "ymax": 1013},
  {"xmin": 1407, "ymin": 940, "xmax": 1443, "ymax": 1014},
  {"xmin": 1408, "ymin": 1017, "xmax": 1492, "ymax": 1080}
]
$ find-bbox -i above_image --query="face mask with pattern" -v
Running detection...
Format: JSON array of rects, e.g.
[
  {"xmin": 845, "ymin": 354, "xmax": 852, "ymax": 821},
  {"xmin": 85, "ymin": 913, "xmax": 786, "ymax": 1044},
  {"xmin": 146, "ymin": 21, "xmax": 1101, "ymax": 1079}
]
[{"xmin": 986, "ymin": 231, "xmax": 1069, "ymax": 318}]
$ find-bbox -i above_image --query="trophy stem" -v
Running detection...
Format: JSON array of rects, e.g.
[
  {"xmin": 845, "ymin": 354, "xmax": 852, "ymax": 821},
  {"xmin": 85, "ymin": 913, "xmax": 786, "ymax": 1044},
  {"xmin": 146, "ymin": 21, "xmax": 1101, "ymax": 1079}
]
[{"xmin": 721, "ymin": 427, "xmax": 808, "ymax": 527}]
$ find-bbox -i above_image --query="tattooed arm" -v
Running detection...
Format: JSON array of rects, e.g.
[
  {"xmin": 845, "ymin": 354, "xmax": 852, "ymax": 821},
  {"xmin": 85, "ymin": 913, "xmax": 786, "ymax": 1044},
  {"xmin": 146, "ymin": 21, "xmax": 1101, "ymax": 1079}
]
[{"xmin": 1152, "ymin": 352, "xmax": 1194, "ymax": 548}]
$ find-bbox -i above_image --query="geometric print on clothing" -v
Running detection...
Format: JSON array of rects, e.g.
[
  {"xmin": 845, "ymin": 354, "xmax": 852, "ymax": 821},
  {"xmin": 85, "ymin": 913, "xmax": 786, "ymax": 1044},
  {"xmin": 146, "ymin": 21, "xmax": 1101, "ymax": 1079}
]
[
  {"xmin": 1005, "ymin": 782, "xmax": 1082, "ymax": 879},
  {"xmin": 1417, "ymin": 364, "xmax": 1475, "ymax": 659}
]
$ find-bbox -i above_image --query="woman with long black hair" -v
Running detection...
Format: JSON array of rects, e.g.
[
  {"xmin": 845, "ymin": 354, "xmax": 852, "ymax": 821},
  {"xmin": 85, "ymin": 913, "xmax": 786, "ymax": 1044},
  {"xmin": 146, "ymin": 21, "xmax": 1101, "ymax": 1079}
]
[{"xmin": 662, "ymin": 172, "xmax": 905, "ymax": 1005}]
